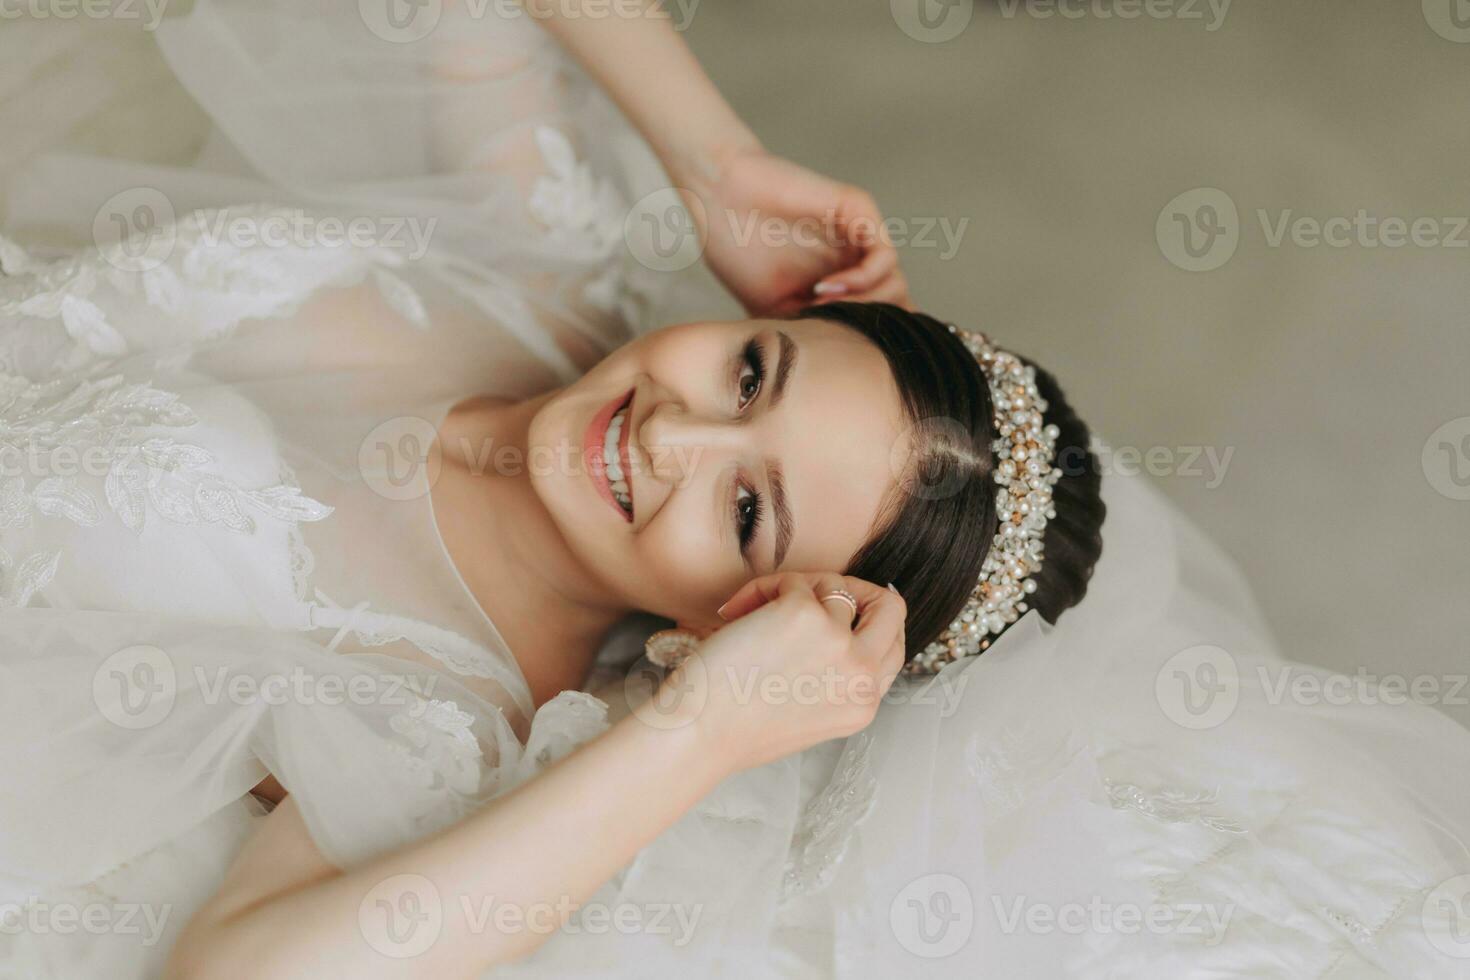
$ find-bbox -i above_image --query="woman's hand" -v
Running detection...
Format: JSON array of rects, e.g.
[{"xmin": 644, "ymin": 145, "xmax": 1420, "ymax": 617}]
[
  {"xmin": 640, "ymin": 573, "xmax": 906, "ymax": 774},
  {"xmin": 507, "ymin": 3, "xmax": 909, "ymax": 316},
  {"xmin": 696, "ymin": 150, "xmax": 913, "ymax": 316}
]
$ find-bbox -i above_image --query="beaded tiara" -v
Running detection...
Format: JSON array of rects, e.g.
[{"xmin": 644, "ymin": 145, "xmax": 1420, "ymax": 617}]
[{"xmin": 903, "ymin": 326, "xmax": 1061, "ymax": 675}]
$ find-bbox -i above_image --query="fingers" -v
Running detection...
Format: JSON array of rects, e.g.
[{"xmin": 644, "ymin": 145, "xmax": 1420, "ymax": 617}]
[
  {"xmin": 715, "ymin": 572, "xmax": 805, "ymax": 621},
  {"xmin": 716, "ymin": 571, "xmax": 850, "ymax": 622},
  {"xmin": 849, "ymin": 580, "xmax": 906, "ymax": 666},
  {"xmin": 851, "ymin": 272, "xmax": 914, "ymax": 310},
  {"xmin": 808, "ymin": 188, "xmax": 912, "ymax": 309},
  {"xmin": 713, "ymin": 573, "xmax": 910, "ymax": 734},
  {"xmin": 811, "ymin": 572, "xmax": 859, "ymax": 628},
  {"xmin": 814, "ymin": 239, "xmax": 897, "ymax": 296},
  {"xmin": 718, "ymin": 573, "xmax": 906, "ymax": 652}
]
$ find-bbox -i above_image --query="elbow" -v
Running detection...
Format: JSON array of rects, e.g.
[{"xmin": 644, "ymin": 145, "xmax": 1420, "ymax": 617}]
[
  {"xmin": 162, "ymin": 916, "xmax": 253, "ymax": 980},
  {"xmin": 161, "ymin": 934, "xmax": 214, "ymax": 980}
]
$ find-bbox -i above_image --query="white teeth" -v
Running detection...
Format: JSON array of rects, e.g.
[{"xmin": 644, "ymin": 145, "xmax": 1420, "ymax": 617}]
[{"xmin": 604, "ymin": 403, "xmax": 633, "ymax": 516}]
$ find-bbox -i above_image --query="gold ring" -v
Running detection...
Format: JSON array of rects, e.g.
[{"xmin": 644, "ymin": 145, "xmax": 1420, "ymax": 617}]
[{"xmin": 818, "ymin": 588, "xmax": 859, "ymax": 620}]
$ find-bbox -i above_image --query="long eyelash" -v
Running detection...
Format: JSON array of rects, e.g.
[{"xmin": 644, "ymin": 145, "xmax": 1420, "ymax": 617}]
[
  {"xmin": 745, "ymin": 338, "xmax": 766, "ymax": 376},
  {"xmin": 738, "ymin": 484, "xmax": 764, "ymax": 552},
  {"xmin": 740, "ymin": 337, "xmax": 766, "ymax": 403}
]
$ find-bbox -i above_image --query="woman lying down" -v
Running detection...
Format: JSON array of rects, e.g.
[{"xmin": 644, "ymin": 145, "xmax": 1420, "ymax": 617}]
[{"xmin": 1, "ymin": 3, "xmax": 1467, "ymax": 978}]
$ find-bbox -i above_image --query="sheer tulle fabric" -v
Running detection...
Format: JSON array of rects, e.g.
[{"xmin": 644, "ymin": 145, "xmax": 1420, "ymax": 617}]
[{"xmin": 3, "ymin": 5, "xmax": 1469, "ymax": 978}]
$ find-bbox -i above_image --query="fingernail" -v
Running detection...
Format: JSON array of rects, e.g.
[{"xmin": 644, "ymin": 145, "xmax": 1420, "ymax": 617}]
[
  {"xmin": 886, "ymin": 582, "xmax": 902, "ymax": 597},
  {"xmin": 812, "ymin": 281, "xmax": 847, "ymax": 296},
  {"xmin": 716, "ymin": 602, "xmax": 731, "ymax": 621}
]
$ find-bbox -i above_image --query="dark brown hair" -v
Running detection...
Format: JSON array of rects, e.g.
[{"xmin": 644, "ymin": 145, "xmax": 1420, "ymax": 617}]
[{"xmin": 798, "ymin": 302, "xmax": 1105, "ymax": 660}]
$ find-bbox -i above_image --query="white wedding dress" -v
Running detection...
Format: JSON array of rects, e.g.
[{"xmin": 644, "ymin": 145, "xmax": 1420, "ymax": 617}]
[{"xmin": 2, "ymin": 4, "xmax": 1468, "ymax": 978}]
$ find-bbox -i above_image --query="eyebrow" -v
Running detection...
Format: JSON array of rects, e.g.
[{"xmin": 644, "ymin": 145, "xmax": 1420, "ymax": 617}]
[
  {"xmin": 766, "ymin": 331, "xmax": 798, "ymax": 568},
  {"xmin": 771, "ymin": 330, "xmax": 797, "ymax": 408},
  {"xmin": 768, "ymin": 457, "xmax": 794, "ymax": 569}
]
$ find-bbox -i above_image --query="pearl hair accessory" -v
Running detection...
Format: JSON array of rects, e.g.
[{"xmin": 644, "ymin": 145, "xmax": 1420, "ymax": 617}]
[{"xmin": 903, "ymin": 326, "xmax": 1062, "ymax": 676}]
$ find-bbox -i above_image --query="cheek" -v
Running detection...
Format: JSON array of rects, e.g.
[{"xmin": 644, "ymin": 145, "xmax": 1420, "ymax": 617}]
[
  {"xmin": 627, "ymin": 507, "xmax": 747, "ymax": 621},
  {"xmin": 642, "ymin": 325, "xmax": 734, "ymax": 386}
]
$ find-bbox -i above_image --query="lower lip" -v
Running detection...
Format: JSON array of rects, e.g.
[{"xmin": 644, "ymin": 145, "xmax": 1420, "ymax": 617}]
[{"xmin": 584, "ymin": 388, "xmax": 634, "ymax": 522}]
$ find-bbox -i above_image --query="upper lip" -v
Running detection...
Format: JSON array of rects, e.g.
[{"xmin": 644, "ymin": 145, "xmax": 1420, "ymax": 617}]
[
  {"xmin": 618, "ymin": 389, "xmax": 636, "ymax": 518},
  {"xmin": 587, "ymin": 387, "xmax": 637, "ymax": 522}
]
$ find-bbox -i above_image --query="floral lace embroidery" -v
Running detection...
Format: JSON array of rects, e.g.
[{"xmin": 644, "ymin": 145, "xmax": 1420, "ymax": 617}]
[
  {"xmin": 781, "ymin": 731, "xmax": 878, "ymax": 902},
  {"xmin": 967, "ymin": 722, "xmax": 1073, "ymax": 817},
  {"xmin": 307, "ymin": 593, "xmax": 528, "ymax": 699},
  {"xmin": 389, "ymin": 698, "xmax": 484, "ymax": 797},
  {"xmin": 523, "ymin": 125, "xmax": 661, "ymax": 339},
  {"xmin": 0, "ymin": 372, "xmax": 333, "ymax": 536},
  {"xmin": 1104, "ymin": 778, "xmax": 1247, "ymax": 835},
  {"xmin": 0, "ymin": 545, "xmax": 60, "ymax": 608},
  {"xmin": 0, "ymin": 244, "xmax": 126, "ymax": 366},
  {"xmin": 525, "ymin": 690, "xmax": 610, "ymax": 769},
  {"xmin": 2, "ymin": 206, "xmax": 430, "ymax": 375},
  {"xmin": 526, "ymin": 127, "xmax": 625, "ymax": 264}
]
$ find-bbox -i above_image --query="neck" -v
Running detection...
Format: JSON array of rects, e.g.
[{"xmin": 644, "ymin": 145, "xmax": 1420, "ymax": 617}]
[{"xmin": 433, "ymin": 391, "xmax": 628, "ymax": 705}]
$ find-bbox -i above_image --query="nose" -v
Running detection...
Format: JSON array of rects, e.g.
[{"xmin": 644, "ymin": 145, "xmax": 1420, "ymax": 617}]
[{"xmin": 638, "ymin": 401, "xmax": 746, "ymax": 485}]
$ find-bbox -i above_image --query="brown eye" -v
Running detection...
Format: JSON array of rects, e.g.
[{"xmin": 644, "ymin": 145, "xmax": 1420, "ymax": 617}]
[
  {"xmin": 738, "ymin": 365, "xmax": 760, "ymax": 406},
  {"xmin": 736, "ymin": 338, "xmax": 766, "ymax": 410},
  {"xmin": 735, "ymin": 483, "xmax": 763, "ymax": 550}
]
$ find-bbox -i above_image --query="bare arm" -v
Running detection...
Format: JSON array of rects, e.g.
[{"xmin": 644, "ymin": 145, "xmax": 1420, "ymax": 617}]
[
  {"xmin": 508, "ymin": 0, "xmax": 913, "ymax": 312},
  {"xmin": 513, "ymin": 0, "xmax": 760, "ymax": 189},
  {"xmin": 167, "ymin": 711, "xmax": 722, "ymax": 979},
  {"xmin": 165, "ymin": 574, "xmax": 905, "ymax": 979}
]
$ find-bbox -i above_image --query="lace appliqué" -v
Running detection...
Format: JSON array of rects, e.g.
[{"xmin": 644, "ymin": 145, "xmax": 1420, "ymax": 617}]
[
  {"xmin": 781, "ymin": 731, "xmax": 877, "ymax": 902},
  {"xmin": 967, "ymin": 722, "xmax": 1073, "ymax": 817},
  {"xmin": 1, "ymin": 206, "xmax": 430, "ymax": 377},
  {"xmin": 307, "ymin": 591, "xmax": 529, "ymax": 701},
  {"xmin": 389, "ymin": 698, "xmax": 485, "ymax": 797},
  {"xmin": 523, "ymin": 690, "xmax": 609, "ymax": 770},
  {"xmin": 0, "ymin": 372, "xmax": 333, "ymax": 536},
  {"xmin": 0, "ymin": 545, "xmax": 60, "ymax": 608},
  {"xmin": 526, "ymin": 127, "xmax": 625, "ymax": 267},
  {"xmin": 1104, "ymin": 778, "xmax": 1247, "ymax": 835},
  {"xmin": 0, "ymin": 370, "xmax": 331, "ymax": 609},
  {"xmin": 524, "ymin": 126, "xmax": 659, "ymax": 333}
]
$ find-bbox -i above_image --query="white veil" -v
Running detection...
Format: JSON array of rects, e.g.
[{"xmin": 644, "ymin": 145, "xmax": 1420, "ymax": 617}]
[{"xmin": 2, "ymin": 4, "xmax": 1468, "ymax": 978}]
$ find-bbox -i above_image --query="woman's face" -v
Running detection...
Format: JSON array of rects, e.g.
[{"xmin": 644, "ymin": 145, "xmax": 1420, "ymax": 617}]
[{"xmin": 528, "ymin": 317, "xmax": 909, "ymax": 629}]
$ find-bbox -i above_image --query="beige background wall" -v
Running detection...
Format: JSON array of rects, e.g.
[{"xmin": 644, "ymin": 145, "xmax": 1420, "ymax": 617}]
[
  {"xmin": 680, "ymin": 0, "xmax": 1470, "ymax": 726},
  {"xmin": 2, "ymin": 2, "xmax": 1466, "ymax": 725}
]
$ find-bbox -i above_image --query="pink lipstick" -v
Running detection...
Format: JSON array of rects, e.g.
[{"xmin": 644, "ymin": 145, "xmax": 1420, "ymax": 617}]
[{"xmin": 583, "ymin": 388, "xmax": 635, "ymax": 522}]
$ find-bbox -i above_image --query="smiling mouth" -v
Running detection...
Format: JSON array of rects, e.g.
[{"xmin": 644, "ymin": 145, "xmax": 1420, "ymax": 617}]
[
  {"xmin": 586, "ymin": 388, "xmax": 635, "ymax": 522},
  {"xmin": 605, "ymin": 398, "xmax": 634, "ymax": 517}
]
